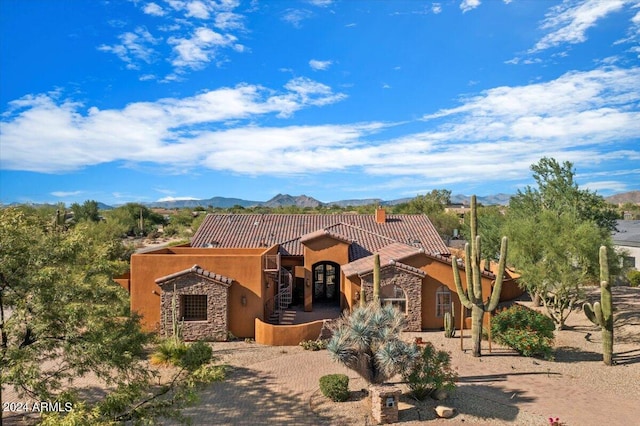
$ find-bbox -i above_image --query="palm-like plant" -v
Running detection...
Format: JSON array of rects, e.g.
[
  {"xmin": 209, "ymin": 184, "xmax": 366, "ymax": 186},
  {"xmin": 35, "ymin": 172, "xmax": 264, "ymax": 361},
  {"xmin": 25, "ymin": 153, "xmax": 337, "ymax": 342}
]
[{"xmin": 327, "ymin": 303, "xmax": 419, "ymax": 384}]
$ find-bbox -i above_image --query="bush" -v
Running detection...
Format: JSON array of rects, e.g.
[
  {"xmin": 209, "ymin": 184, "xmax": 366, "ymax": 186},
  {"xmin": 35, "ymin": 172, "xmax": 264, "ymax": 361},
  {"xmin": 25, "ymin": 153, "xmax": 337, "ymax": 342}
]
[
  {"xmin": 180, "ymin": 341, "xmax": 213, "ymax": 371},
  {"xmin": 150, "ymin": 339, "xmax": 213, "ymax": 370},
  {"xmin": 150, "ymin": 339, "xmax": 188, "ymax": 366},
  {"xmin": 627, "ymin": 270, "xmax": 640, "ymax": 287},
  {"xmin": 403, "ymin": 342, "xmax": 457, "ymax": 400},
  {"xmin": 319, "ymin": 374, "xmax": 350, "ymax": 402},
  {"xmin": 299, "ymin": 339, "xmax": 328, "ymax": 351},
  {"xmin": 492, "ymin": 305, "xmax": 555, "ymax": 359}
]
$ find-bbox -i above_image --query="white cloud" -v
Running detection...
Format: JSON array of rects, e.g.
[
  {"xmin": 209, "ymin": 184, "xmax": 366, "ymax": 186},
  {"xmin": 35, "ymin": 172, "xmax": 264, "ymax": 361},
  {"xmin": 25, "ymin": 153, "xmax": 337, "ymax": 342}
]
[
  {"xmin": 282, "ymin": 9, "xmax": 313, "ymax": 28},
  {"xmin": 460, "ymin": 0, "xmax": 481, "ymax": 13},
  {"xmin": 432, "ymin": 3, "xmax": 442, "ymax": 14},
  {"xmin": 143, "ymin": 2, "xmax": 165, "ymax": 16},
  {"xmin": 98, "ymin": 27, "xmax": 159, "ymax": 69},
  {"xmin": 168, "ymin": 27, "xmax": 238, "ymax": 68},
  {"xmin": 530, "ymin": 0, "xmax": 627, "ymax": 53},
  {"xmin": 51, "ymin": 191, "xmax": 83, "ymax": 197},
  {"xmin": 0, "ymin": 78, "xmax": 348, "ymax": 172},
  {"xmin": 2, "ymin": 68, "xmax": 638, "ymax": 191},
  {"xmin": 102, "ymin": 0, "xmax": 246, "ymax": 76},
  {"xmin": 308, "ymin": 0, "xmax": 333, "ymax": 7},
  {"xmin": 582, "ymin": 180, "xmax": 631, "ymax": 193},
  {"xmin": 309, "ymin": 59, "xmax": 332, "ymax": 71},
  {"xmin": 215, "ymin": 11, "xmax": 245, "ymax": 30},
  {"xmin": 156, "ymin": 196, "xmax": 199, "ymax": 202}
]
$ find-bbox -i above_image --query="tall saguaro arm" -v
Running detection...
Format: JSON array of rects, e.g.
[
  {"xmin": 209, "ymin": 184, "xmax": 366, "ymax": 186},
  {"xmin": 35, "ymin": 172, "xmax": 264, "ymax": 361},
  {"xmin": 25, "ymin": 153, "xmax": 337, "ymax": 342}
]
[
  {"xmin": 583, "ymin": 246, "xmax": 614, "ymax": 366},
  {"xmin": 451, "ymin": 195, "xmax": 508, "ymax": 357}
]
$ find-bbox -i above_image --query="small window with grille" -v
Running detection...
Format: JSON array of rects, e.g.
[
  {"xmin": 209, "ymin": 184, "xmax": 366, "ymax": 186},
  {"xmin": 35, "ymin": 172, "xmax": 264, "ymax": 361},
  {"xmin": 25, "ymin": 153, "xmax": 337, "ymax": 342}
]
[{"xmin": 181, "ymin": 295, "xmax": 208, "ymax": 321}]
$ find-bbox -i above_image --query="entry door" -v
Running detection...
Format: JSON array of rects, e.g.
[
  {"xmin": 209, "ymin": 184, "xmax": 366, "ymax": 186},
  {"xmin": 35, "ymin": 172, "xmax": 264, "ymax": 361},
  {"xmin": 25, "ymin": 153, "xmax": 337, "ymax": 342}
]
[{"xmin": 313, "ymin": 262, "xmax": 339, "ymax": 303}]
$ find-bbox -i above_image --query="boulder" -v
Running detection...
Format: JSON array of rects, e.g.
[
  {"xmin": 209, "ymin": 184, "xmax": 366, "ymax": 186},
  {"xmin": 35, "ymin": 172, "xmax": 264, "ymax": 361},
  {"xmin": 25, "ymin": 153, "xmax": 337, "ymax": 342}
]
[{"xmin": 434, "ymin": 405, "xmax": 455, "ymax": 418}]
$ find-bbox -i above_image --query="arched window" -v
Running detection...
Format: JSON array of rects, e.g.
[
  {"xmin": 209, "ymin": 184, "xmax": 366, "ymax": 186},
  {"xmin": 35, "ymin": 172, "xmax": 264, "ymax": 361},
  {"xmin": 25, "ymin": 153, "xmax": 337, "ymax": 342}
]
[
  {"xmin": 436, "ymin": 285, "xmax": 453, "ymax": 317},
  {"xmin": 380, "ymin": 284, "xmax": 407, "ymax": 313}
]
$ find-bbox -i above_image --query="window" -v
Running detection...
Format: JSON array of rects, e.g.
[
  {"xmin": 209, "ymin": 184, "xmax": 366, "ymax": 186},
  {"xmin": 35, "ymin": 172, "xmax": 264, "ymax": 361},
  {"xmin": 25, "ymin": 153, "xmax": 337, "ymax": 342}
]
[
  {"xmin": 436, "ymin": 286, "xmax": 452, "ymax": 317},
  {"xmin": 622, "ymin": 256, "xmax": 636, "ymax": 269},
  {"xmin": 181, "ymin": 295, "xmax": 208, "ymax": 321},
  {"xmin": 380, "ymin": 284, "xmax": 407, "ymax": 313}
]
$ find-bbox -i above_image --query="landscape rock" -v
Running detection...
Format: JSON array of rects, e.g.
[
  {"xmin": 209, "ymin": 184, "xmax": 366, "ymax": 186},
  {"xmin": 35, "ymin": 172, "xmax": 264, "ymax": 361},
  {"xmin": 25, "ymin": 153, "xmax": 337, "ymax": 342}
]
[{"xmin": 434, "ymin": 405, "xmax": 455, "ymax": 418}]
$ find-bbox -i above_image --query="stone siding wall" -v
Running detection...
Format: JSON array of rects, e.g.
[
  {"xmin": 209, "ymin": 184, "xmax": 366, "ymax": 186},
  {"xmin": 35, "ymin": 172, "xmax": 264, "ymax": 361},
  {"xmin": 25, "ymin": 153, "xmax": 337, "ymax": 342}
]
[
  {"xmin": 370, "ymin": 385, "xmax": 401, "ymax": 424},
  {"xmin": 362, "ymin": 267, "xmax": 422, "ymax": 332},
  {"xmin": 160, "ymin": 275, "xmax": 229, "ymax": 341}
]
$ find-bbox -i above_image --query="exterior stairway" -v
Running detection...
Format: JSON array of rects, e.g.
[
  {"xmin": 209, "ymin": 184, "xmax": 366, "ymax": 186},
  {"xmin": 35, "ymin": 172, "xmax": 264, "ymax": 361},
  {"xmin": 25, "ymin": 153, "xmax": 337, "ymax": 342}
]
[{"xmin": 265, "ymin": 266, "xmax": 293, "ymax": 325}]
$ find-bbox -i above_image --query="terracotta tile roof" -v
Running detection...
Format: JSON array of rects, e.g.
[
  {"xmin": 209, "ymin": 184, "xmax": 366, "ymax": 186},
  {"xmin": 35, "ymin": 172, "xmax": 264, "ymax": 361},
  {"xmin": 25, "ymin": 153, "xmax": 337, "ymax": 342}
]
[
  {"xmin": 191, "ymin": 214, "xmax": 449, "ymax": 259},
  {"xmin": 342, "ymin": 243, "xmax": 425, "ymax": 277},
  {"xmin": 299, "ymin": 229, "xmax": 352, "ymax": 245},
  {"xmin": 155, "ymin": 264, "xmax": 234, "ymax": 287}
]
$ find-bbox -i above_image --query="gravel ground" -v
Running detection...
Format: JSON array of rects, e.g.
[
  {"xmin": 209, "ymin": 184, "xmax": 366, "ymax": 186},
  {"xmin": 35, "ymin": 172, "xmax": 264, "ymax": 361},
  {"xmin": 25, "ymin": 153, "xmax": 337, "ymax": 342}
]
[{"xmin": 4, "ymin": 287, "xmax": 638, "ymax": 425}]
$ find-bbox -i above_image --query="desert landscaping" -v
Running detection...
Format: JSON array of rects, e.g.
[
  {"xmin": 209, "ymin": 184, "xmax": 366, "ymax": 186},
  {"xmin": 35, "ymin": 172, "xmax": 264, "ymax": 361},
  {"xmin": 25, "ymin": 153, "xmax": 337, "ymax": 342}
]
[{"xmin": 173, "ymin": 286, "xmax": 640, "ymax": 425}]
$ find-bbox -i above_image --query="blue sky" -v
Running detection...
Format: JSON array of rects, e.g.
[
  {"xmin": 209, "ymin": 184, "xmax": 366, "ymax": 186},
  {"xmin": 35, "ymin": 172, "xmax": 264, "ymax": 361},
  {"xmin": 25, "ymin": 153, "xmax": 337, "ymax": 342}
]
[{"xmin": 1, "ymin": 0, "xmax": 639, "ymax": 206}]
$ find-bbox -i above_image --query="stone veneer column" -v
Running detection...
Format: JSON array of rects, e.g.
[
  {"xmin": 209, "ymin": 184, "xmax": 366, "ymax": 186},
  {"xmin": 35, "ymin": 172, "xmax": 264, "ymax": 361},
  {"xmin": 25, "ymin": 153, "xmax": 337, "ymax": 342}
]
[
  {"xmin": 361, "ymin": 267, "xmax": 422, "ymax": 332},
  {"xmin": 369, "ymin": 385, "xmax": 401, "ymax": 424},
  {"xmin": 159, "ymin": 274, "xmax": 230, "ymax": 341}
]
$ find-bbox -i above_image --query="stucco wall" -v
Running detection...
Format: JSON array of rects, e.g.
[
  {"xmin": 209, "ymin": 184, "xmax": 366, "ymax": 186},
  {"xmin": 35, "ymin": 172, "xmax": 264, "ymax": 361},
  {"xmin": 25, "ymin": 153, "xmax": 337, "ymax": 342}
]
[
  {"xmin": 254, "ymin": 317, "xmax": 326, "ymax": 346},
  {"xmin": 345, "ymin": 254, "xmax": 523, "ymax": 331},
  {"xmin": 302, "ymin": 237, "xmax": 350, "ymax": 312},
  {"xmin": 130, "ymin": 247, "xmax": 265, "ymax": 337}
]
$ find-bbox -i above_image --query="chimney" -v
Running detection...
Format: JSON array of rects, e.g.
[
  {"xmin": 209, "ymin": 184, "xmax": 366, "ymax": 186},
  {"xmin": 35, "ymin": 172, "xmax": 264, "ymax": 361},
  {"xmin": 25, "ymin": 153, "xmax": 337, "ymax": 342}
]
[{"xmin": 375, "ymin": 206, "xmax": 386, "ymax": 224}]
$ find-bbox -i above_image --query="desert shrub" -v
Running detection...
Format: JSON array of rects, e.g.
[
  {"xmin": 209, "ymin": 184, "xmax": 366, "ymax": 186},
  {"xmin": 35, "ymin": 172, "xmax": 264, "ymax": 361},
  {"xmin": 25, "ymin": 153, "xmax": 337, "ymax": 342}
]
[
  {"xmin": 319, "ymin": 374, "xmax": 349, "ymax": 402},
  {"xmin": 150, "ymin": 339, "xmax": 213, "ymax": 370},
  {"xmin": 180, "ymin": 341, "xmax": 213, "ymax": 371},
  {"xmin": 492, "ymin": 305, "xmax": 555, "ymax": 359},
  {"xmin": 299, "ymin": 339, "xmax": 328, "ymax": 351},
  {"xmin": 327, "ymin": 303, "xmax": 419, "ymax": 384},
  {"xmin": 150, "ymin": 338, "xmax": 189, "ymax": 366},
  {"xmin": 402, "ymin": 342, "xmax": 457, "ymax": 400},
  {"xmin": 627, "ymin": 270, "xmax": 640, "ymax": 287}
]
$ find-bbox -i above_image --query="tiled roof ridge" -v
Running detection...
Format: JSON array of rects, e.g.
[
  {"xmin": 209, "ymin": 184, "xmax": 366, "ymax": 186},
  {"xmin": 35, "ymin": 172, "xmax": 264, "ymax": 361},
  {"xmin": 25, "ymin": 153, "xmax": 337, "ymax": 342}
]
[
  {"xmin": 328, "ymin": 221, "xmax": 399, "ymax": 244},
  {"xmin": 428, "ymin": 253, "xmax": 498, "ymax": 279},
  {"xmin": 386, "ymin": 259, "xmax": 427, "ymax": 277},
  {"xmin": 299, "ymin": 228, "xmax": 353, "ymax": 245},
  {"xmin": 155, "ymin": 264, "xmax": 234, "ymax": 286}
]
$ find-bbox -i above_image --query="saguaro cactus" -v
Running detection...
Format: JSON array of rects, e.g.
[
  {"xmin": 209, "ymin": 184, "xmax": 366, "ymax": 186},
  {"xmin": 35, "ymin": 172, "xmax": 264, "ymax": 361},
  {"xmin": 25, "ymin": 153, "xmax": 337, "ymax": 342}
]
[
  {"xmin": 444, "ymin": 311, "xmax": 455, "ymax": 338},
  {"xmin": 452, "ymin": 195, "xmax": 508, "ymax": 357},
  {"xmin": 373, "ymin": 253, "xmax": 381, "ymax": 304},
  {"xmin": 583, "ymin": 246, "xmax": 614, "ymax": 366}
]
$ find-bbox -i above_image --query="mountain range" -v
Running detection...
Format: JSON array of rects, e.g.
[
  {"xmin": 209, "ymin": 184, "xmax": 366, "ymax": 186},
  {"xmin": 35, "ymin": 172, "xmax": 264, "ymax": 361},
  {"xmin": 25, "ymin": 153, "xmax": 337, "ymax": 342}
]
[{"xmin": 5, "ymin": 191, "xmax": 638, "ymax": 210}]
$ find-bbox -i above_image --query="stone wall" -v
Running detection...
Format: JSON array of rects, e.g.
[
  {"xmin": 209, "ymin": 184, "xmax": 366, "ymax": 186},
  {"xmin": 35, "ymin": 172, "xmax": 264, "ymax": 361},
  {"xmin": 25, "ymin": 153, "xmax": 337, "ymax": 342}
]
[
  {"xmin": 361, "ymin": 266, "xmax": 423, "ymax": 332},
  {"xmin": 160, "ymin": 274, "xmax": 230, "ymax": 341},
  {"xmin": 370, "ymin": 385, "xmax": 401, "ymax": 424}
]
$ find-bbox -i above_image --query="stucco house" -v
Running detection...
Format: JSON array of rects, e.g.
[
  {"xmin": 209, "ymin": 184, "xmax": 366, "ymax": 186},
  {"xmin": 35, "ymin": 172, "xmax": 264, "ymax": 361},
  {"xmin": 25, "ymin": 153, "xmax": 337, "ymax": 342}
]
[
  {"xmin": 613, "ymin": 220, "xmax": 640, "ymax": 271},
  {"xmin": 116, "ymin": 208, "xmax": 522, "ymax": 345}
]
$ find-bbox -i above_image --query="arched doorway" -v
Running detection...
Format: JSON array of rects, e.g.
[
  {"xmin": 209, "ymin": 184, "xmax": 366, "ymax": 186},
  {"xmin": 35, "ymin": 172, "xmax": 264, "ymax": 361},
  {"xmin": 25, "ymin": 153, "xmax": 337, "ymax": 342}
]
[{"xmin": 313, "ymin": 261, "xmax": 340, "ymax": 303}]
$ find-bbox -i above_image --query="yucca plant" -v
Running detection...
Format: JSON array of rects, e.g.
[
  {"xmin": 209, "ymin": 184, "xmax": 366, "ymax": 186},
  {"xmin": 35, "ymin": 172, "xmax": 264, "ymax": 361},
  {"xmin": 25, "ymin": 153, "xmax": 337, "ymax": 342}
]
[{"xmin": 327, "ymin": 303, "xmax": 419, "ymax": 384}]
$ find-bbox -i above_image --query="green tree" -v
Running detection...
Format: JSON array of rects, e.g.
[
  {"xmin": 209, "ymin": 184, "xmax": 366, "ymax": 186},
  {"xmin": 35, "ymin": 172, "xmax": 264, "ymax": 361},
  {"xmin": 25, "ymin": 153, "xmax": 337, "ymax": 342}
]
[
  {"xmin": 393, "ymin": 189, "xmax": 451, "ymax": 216},
  {"xmin": 104, "ymin": 203, "xmax": 165, "ymax": 236},
  {"xmin": 513, "ymin": 157, "xmax": 618, "ymax": 232},
  {"xmin": 0, "ymin": 208, "xmax": 149, "ymax": 402},
  {"xmin": 460, "ymin": 205, "xmax": 506, "ymax": 261},
  {"xmin": 0, "ymin": 208, "xmax": 221, "ymax": 424},
  {"xmin": 70, "ymin": 199, "xmax": 101, "ymax": 223},
  {"xmin": 505, "ymin": 158, "xmax": 617, "ymax": 329}
]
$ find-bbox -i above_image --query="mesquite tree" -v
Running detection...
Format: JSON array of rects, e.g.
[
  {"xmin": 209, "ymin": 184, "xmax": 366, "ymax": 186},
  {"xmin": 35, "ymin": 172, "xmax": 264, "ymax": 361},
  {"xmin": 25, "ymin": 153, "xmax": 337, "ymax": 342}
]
[
  {"xmin": 584, "ymin": 246, "xmax": 614, "ymax": 366},
  {"xmin": 452, "ymin": 195, "xmax": 508, "ymax": 357}
]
